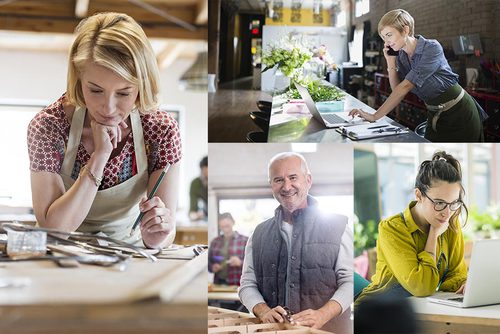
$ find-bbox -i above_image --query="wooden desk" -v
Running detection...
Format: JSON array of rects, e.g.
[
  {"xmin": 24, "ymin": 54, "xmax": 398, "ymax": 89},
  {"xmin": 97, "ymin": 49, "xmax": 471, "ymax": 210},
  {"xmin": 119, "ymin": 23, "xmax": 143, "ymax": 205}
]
[
  {"xmin": 410, "ymin": 296, "xmax": 500, "ymax": 334},
  {"xmin": 175, "ymin": 222, "xmax": 208, "ymax": 245},
  {"xmin": 0, "ymin": 252, "xmax": 208, "ymax": 334},
  {"xmin": 268, "ymin": 89, "xmax": 428, "ymax": 143}
]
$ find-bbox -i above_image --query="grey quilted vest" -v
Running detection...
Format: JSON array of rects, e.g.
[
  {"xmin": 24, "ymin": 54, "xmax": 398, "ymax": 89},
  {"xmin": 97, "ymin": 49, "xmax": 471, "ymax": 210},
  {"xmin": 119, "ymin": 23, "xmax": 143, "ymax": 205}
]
[{"xmin": 252, "ymin": 196, "xmax": 349, "ymax": 332}]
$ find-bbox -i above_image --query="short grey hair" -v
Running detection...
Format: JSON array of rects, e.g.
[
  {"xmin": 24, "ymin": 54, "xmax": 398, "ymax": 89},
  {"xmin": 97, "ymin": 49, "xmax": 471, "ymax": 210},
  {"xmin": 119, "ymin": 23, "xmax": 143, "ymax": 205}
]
[{"xmin": 267, "ymin": 152, "xmax": 310, "ymax": 183}]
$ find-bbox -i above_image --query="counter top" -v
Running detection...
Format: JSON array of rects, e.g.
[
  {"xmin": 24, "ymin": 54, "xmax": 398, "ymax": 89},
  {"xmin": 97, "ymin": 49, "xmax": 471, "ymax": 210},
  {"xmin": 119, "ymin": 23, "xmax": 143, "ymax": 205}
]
[{"xmin": 268, "ymin": 88, "xmax": 428, "ymax": 143}]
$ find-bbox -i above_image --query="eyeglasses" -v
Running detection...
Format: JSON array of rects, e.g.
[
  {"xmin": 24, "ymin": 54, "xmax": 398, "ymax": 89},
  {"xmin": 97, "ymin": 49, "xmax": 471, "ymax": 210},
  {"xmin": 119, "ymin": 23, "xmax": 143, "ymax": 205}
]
[{"xmin": 422, "ymin": 191, "xmax": 463, "ymax": 211}]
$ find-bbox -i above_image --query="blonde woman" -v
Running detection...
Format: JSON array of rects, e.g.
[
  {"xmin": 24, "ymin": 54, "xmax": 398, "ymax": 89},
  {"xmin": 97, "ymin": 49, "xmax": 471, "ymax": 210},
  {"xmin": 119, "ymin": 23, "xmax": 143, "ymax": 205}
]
[
  {"xmin": 28, "ymin": 13, "xmax": 181, "ymax": 248},
  {"xmin": 349, "ymin": 9, "xmax": 484, "ymax": 142}
]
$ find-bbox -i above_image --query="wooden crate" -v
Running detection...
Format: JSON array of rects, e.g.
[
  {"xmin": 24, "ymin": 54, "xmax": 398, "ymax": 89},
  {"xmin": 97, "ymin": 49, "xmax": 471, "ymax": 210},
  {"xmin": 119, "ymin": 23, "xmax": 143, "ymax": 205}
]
[{"xmin": 207, "ymin": 307, "xmax": 332, "ymax": 334}]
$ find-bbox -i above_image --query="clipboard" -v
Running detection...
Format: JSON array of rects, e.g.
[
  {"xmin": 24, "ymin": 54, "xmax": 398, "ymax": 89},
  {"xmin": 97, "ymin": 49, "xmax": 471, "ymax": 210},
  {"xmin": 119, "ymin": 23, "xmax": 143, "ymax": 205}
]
[{"xmin": 336, "ymin": 121, "xmax": 409, "ymax": 140}]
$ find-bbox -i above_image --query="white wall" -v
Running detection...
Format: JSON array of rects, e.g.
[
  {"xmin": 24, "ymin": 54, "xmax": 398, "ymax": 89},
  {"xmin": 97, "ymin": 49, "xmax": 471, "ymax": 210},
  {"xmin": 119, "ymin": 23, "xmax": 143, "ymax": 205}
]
[{"xmin": 0, "ymin": 49, "xmax": 207, "ymax": 219}]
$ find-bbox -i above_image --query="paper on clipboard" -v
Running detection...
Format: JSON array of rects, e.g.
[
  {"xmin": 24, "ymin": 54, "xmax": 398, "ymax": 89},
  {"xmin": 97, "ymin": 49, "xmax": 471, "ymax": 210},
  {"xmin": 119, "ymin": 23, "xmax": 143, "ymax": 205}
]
[{"xmin": 336, "ymin": 120, "xmax": 409, "ymax": 140}]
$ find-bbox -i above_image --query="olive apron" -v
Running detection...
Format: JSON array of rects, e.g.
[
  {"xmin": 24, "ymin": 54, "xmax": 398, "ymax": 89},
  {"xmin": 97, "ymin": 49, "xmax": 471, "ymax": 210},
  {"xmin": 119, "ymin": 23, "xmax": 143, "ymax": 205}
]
[
  {"xmin": 60, "ymin": 107, "xmax": 148, "ymax": 245},
  {"xmin": 424, "ymin": 83, "xmax": 484, "ymax": 142}
]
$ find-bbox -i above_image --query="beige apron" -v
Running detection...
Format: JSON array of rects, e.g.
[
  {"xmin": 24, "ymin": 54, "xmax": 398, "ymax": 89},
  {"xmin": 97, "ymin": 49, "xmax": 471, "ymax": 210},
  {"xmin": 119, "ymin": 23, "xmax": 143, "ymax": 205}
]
[{"xmin": 60, "ymin": 107, "xmax": 148, "ymax": 245}]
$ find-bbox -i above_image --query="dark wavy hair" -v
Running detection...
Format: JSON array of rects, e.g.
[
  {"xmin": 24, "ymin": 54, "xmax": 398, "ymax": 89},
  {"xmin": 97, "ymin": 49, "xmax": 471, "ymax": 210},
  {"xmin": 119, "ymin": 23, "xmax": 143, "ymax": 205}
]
[{"xmin": 415, "ymin": 151, "xmax": 468, "ymax": 231}]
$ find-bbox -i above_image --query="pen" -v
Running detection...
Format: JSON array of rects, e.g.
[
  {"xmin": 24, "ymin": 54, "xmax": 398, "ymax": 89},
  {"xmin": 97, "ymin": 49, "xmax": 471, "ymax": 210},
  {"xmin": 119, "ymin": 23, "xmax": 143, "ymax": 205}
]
[
  {"xmin": 367, "ymin": 125, "xmax": 389, "ymax": 130},
  {"xmin": 129, "ymin": 164, "xmax": 170, "ymax": 237},
  {"xmin": 372, "ymin": 127, "xmax": 401, "ymax": 133}
]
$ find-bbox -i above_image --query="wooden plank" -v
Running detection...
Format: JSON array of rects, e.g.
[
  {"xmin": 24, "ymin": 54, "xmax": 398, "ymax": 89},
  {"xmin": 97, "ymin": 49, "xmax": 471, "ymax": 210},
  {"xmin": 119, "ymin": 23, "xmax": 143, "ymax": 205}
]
[
  {"xmin": 0, "ymin": 14, "xmax": 207, "ymax": 39},
  {"xmin": 0, "ymin": 0, "xmax": 75, "ymax": 17},
  {"xmin": 88, "ymin": 1, "xmax": 197, "ymax": 23},
  {"xmin": 0, "ymin": 303, "xmax": 207, "ymax": 334},
  {"xmin": 194, "ymin": 0, "xmax": 207, "ymax": 24}
]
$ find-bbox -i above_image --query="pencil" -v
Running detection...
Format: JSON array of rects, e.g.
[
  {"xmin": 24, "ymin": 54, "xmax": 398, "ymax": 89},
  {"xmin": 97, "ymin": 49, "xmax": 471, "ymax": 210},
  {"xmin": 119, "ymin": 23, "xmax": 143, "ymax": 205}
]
[{"xmin": 129, "ymin": 164, "xmax": 170, "ymax": 237}]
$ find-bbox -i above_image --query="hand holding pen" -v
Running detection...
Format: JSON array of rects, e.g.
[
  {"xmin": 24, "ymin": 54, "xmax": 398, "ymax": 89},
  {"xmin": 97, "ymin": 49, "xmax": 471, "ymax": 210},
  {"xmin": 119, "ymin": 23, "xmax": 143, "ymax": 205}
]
[{"xmin": 130, "ymin": 164, "xmax": 171, "ymax": 238}]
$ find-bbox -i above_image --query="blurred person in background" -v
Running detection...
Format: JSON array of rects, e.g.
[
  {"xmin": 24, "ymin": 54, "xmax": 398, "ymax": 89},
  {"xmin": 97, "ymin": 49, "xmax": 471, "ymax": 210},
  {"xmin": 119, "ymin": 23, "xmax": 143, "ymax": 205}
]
[
  {"xmin": 208, "ymin": 212, "xmax": 248, "ymax": 285},
  {"xmin": 189, "ymin": 156, "xmax": 207, "ymax": 221}
]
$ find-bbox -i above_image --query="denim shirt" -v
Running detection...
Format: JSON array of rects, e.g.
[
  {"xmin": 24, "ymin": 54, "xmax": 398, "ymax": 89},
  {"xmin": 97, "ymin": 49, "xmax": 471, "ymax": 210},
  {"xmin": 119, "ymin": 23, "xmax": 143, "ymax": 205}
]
[{"xmin": 397, "ymin": 35, "xmax": 459, "ymax": 102}]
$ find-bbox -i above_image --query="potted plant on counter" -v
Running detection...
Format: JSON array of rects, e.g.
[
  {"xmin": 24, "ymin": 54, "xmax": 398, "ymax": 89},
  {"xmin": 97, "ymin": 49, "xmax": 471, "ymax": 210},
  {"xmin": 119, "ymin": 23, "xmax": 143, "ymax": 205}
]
[{"xmin": 285, "ymin": 80, "xmax": 345, "ymax": 112}]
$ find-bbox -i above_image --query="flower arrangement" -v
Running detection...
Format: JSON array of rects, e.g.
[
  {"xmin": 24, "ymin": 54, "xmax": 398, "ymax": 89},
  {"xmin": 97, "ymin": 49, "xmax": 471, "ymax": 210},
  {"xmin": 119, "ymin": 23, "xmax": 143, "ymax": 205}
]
[{"xmin": 262, "ymin": 34, "xmax": 313, "ymax": 81}]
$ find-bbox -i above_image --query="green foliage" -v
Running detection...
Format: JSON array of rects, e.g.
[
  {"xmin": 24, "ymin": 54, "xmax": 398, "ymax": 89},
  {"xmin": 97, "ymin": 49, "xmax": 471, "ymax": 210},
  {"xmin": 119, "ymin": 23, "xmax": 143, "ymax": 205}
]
[
  {"xmin": 262, "ymin": 46, "xmax": 312, "ymax": 77},
  {"xmin": 354, "ymin": 220, "xmax": 379, "ymax": 257},
  {"xmin": 469, "ymin": 204, "xmax": 500, "ymax": 237},
  {"xmin": 285, "ymin": 81, "xmax": 345, "ymax": 102}
]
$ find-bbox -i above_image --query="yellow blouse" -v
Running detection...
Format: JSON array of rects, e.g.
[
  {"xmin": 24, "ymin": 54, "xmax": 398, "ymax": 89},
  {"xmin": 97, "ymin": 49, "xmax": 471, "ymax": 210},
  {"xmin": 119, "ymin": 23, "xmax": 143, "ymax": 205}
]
[{"xmin": 356, "ymin": 201, "xmax": 467, "ymax": 304}]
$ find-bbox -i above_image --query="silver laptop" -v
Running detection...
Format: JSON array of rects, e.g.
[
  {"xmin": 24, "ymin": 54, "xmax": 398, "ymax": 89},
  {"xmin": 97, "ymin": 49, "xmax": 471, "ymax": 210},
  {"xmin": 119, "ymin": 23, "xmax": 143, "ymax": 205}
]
[
  {"xmin": 295, "ymin": 83, "xmax": 368, "ymax": 128},
  {"xmin": 427, "ymin": 239, "xmax": 500, "ymax": 308}
]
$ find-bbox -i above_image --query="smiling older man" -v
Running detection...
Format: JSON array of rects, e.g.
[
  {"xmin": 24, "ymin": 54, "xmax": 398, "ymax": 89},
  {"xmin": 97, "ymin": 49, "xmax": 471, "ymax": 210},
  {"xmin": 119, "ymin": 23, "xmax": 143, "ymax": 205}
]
[{"xmin": 238, "ymin": 152, "xmax": 353, "ymax": 333}]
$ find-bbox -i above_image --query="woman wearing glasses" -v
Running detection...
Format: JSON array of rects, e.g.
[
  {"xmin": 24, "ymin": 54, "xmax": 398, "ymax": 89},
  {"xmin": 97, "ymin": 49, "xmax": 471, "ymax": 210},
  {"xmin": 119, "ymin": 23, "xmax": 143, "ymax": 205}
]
[{"xmin": 355, "ymin": 151, "xmax": 468, "ymax": 304}]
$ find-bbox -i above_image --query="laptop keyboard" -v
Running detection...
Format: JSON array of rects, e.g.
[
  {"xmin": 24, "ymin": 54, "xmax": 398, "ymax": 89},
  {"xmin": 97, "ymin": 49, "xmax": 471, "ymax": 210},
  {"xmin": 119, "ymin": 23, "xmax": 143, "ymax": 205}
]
[
  {"xmin": 322, "ymin": 113, "xmax": 346, "ymax": 124},
  {"xmin": 448, "ymin": 297, "xmax": 464, "ymax": 302}
]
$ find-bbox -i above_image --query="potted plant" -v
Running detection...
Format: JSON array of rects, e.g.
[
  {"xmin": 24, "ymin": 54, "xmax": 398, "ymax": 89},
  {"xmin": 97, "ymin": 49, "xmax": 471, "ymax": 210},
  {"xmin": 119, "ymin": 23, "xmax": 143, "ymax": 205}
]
[{"xmin": 285, "ymin": 79, "xmax": 345, "ymax": 112}]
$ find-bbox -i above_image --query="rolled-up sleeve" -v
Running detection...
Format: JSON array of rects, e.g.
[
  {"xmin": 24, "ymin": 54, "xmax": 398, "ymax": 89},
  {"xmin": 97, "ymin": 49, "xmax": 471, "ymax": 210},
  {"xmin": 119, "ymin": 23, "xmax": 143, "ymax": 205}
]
[
  {"xmin": 330, "ymin": 225, "xmax": 354, "ymax": 313},
  {"xmin": 405, "ymin": 41, "xmax": 442, "ymax": 88},
  {"xmin": 238, "ymin": 233, "xmax": 266, "ymax": 313}
]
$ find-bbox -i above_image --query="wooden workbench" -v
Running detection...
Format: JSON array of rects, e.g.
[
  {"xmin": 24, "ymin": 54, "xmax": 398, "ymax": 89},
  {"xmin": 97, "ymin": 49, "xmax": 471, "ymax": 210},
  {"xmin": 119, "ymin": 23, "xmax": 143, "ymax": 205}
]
[{"xmin": 0, "ymin": 252, "xmax": 208, "ymax": 334}]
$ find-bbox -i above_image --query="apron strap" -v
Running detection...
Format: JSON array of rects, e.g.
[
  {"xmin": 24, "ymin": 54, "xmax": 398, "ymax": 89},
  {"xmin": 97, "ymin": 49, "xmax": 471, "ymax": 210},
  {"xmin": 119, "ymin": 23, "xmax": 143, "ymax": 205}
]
[
  {"xmin": 61, "ymin": 106, "xmax": 85, "ymax": 176},
  {"xmin": 129, "ymin": 110, "xmax": 147, "ymax": 174}
]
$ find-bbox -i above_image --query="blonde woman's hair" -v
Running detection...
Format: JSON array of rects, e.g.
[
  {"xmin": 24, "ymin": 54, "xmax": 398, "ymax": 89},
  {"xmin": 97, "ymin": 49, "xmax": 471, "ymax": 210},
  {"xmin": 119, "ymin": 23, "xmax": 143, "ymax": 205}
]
[
  {"xmin": 378, "ymin": 9, "xmax": 415, "ymax": 38},
  {"xmin": 67, "ymin": 12, "xmax": 160, "ymax": 113}
]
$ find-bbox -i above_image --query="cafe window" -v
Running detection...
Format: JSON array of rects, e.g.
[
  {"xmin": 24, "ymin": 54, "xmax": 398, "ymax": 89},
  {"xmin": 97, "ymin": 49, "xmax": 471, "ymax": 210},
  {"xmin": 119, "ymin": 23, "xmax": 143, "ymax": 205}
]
[
  {"xmin": 0, "ymin": 103, "xmax": 41, "ymax": 215},
  {"xmin": 373, "ymin": 143, "xmax": 495, "ymax": 219},
  {"xmin": 218, "ymin": 194, "xmax": 353, "ymax": 238}
]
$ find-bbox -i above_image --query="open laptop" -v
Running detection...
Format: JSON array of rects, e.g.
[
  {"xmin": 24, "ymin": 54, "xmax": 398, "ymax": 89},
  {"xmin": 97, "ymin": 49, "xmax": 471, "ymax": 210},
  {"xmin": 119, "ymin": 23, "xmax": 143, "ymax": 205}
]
[
  {"xmin": 427, "ymin": 239, "xmax": 500, "ymax": 308},
  {"xmin": 294, "ymin": 83, "xmax": 369, "ymax": 128}
]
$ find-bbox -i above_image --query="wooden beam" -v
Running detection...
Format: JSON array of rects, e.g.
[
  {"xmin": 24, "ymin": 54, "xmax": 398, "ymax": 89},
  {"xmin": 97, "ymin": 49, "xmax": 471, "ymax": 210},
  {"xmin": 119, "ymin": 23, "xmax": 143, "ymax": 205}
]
[
  {"xmin": 74, "ymin": 0, "xmax": 89, "ymax": 18},
  {"xmin": 0, "ymin": 1, "xmax": 201, "ymax": 25},
  {"xmin": 156, "ymin": 41, "xmax": 186, "ymax": 69},
  {"xmin": 195, "ymin": 0, "xmax": 207, "ymax": 25},
  {"xmin": 0, "ymin": 14, "xmax": 207, "ymax": 39}
]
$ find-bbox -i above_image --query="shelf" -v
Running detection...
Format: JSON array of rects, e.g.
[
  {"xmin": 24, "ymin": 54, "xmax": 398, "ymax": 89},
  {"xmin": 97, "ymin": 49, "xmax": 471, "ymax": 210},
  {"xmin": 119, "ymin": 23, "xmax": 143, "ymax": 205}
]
[{"xmin": 364, "ymin": 50, "xmax": 379, "ymax": 57}]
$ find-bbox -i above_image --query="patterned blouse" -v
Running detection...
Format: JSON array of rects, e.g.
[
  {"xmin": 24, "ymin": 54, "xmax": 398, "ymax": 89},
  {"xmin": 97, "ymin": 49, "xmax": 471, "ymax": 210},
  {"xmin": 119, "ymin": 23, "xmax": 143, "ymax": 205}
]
[{"xmin": 27, "ymin": 95, "xmax": 182, "ymax": 190}]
